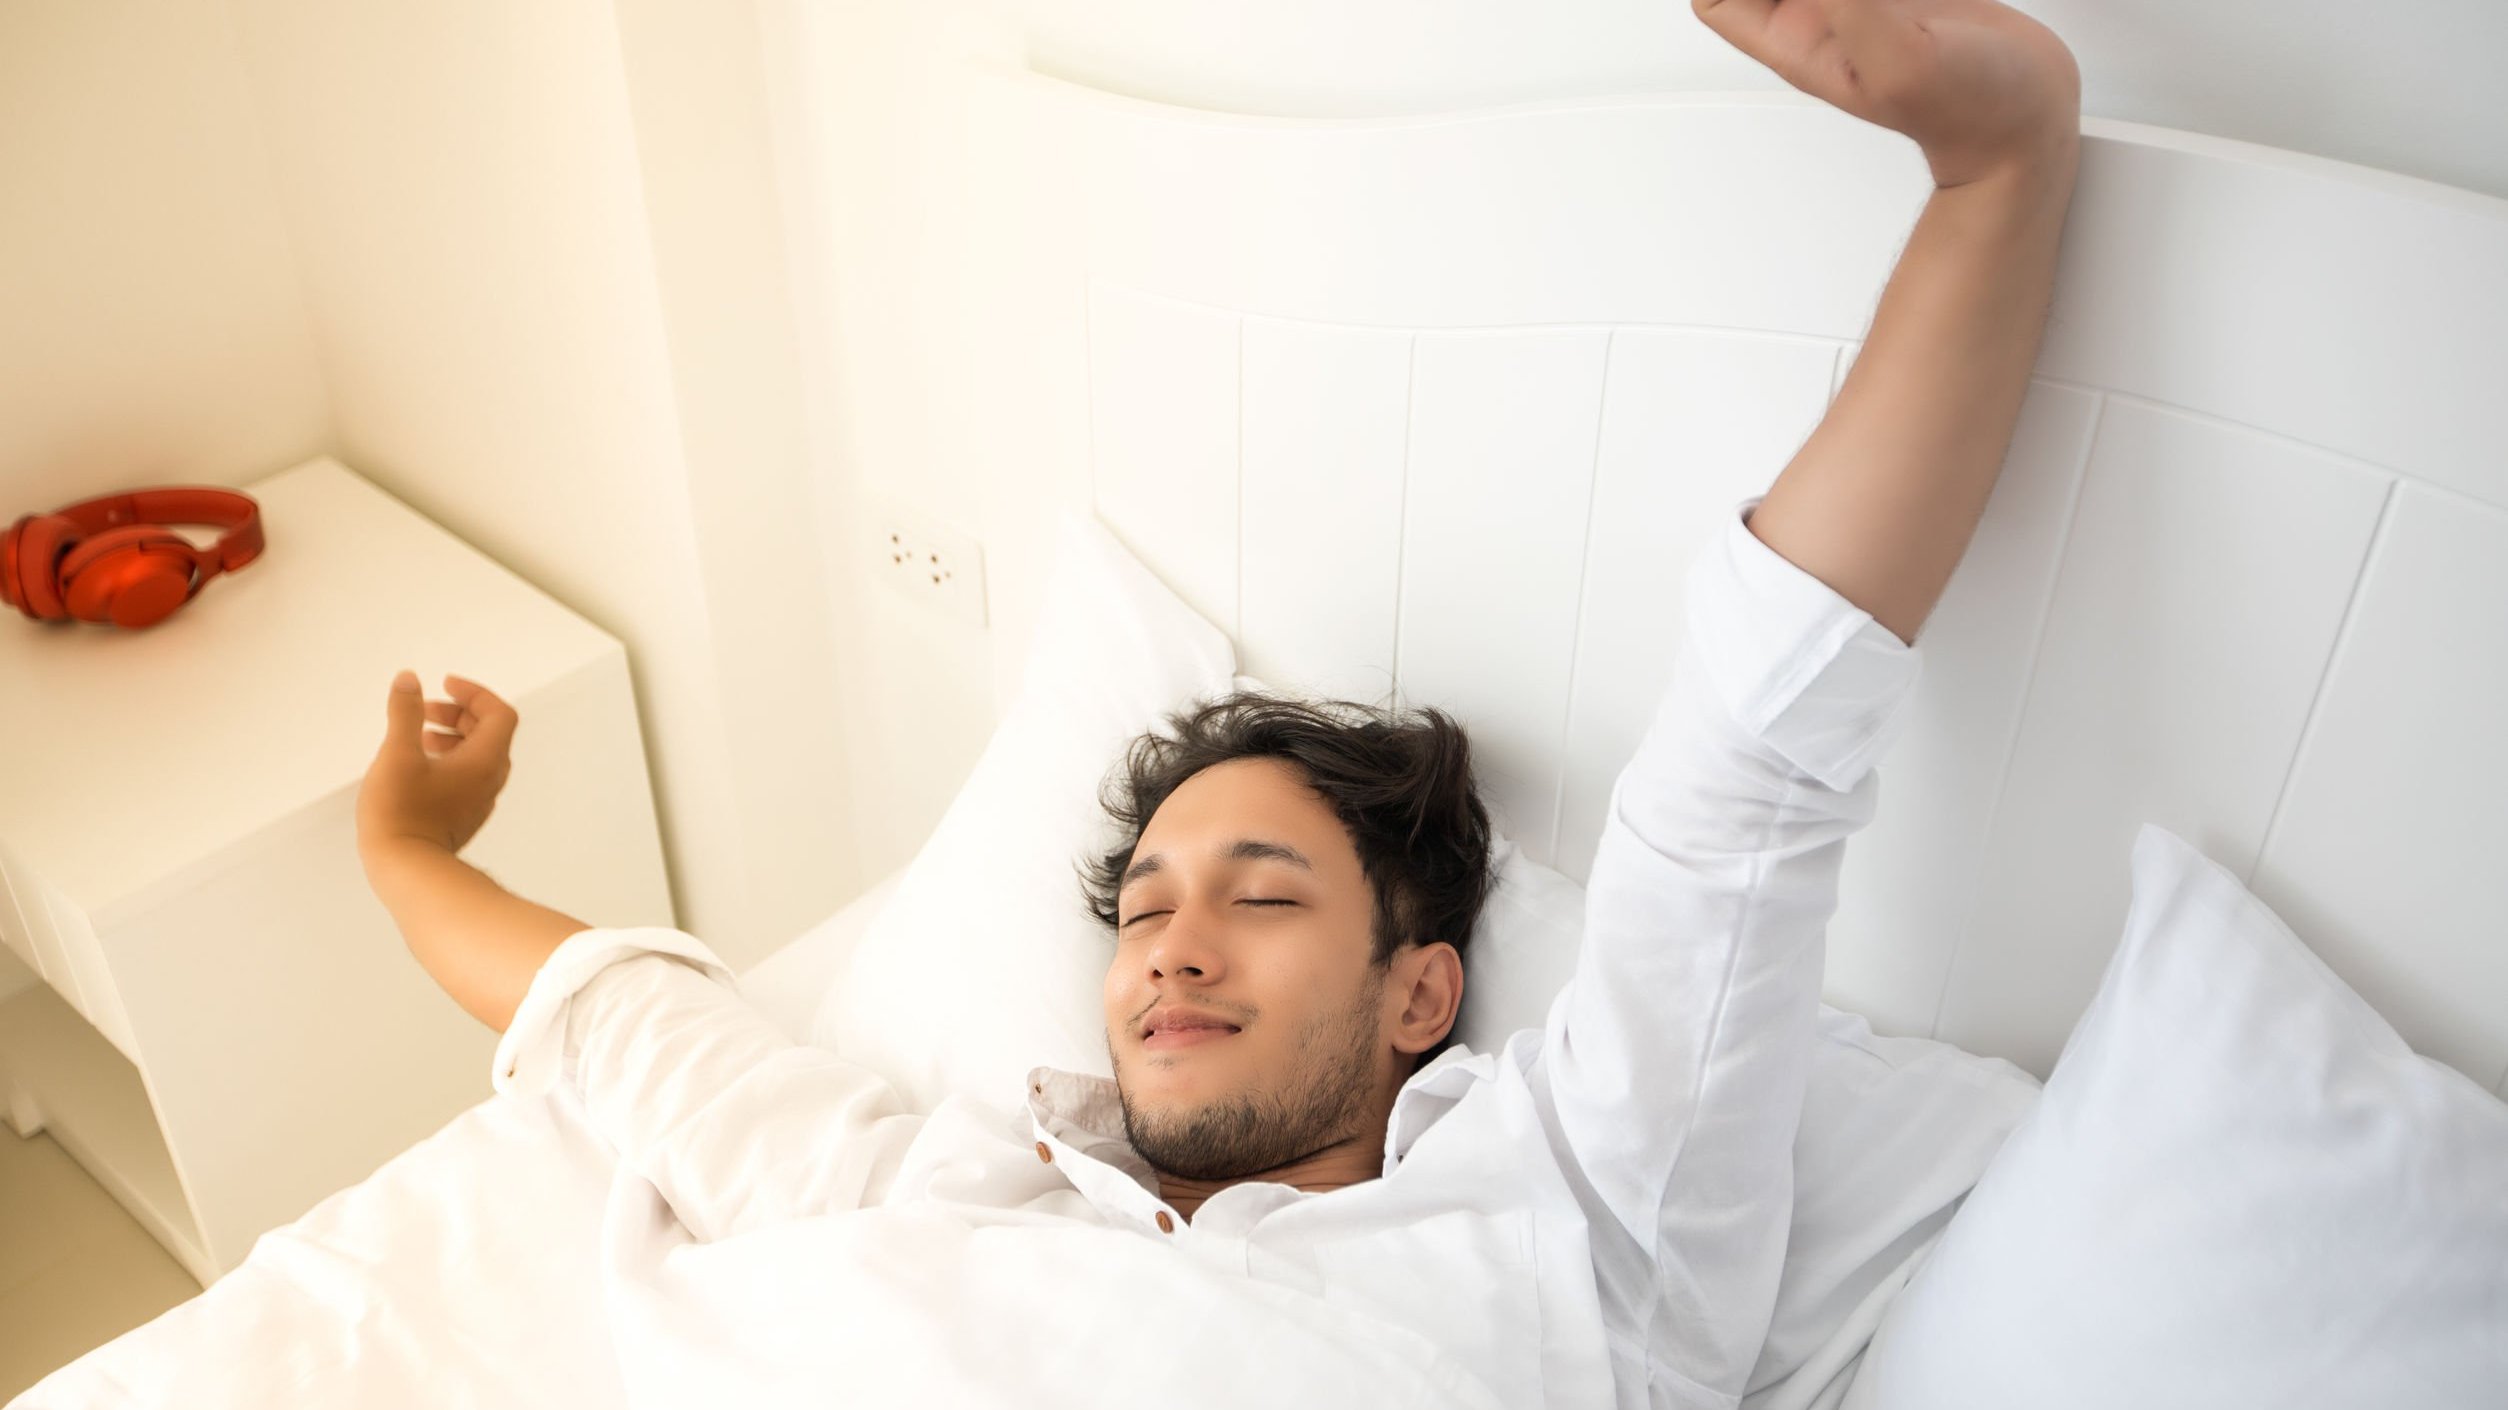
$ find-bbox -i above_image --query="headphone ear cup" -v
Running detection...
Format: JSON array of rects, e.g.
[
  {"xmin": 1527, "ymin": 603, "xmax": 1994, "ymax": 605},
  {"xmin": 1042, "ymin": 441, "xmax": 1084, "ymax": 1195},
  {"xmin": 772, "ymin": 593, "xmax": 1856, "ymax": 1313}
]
[
  {"xmin": 58, "ymin": 526, "xmax": 197, "ymax": 629},
  {"xmin": 0, "ymin": 517, "xmax": 21, "ymax": 614},
  {"xmin": 4, "ymin": 513, "xmax": 80, "ymax": 621}
]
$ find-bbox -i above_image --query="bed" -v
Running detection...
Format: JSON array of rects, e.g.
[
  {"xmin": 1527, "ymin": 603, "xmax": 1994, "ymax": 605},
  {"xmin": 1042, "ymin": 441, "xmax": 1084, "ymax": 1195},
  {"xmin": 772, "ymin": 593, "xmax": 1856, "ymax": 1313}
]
[
  {"xmin": 3, "ymin": 875, "xmax": 902, "ymax": 1410},
  {"xmin": 16, "ymin": 53, "xmax": 2507, "ymax": 1410}
]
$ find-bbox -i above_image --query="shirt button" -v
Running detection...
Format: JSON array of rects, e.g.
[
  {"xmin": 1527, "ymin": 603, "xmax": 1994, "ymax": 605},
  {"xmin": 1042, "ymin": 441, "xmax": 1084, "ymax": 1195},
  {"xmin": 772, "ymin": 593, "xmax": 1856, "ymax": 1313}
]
[
  {"xmin": 1154, "ymin": 1211, "xmax": 1175, "ymax": 1234},
  {"xmin": 1034, "ymin": 1141, "xmax": 1054, "ymax": 1164}
]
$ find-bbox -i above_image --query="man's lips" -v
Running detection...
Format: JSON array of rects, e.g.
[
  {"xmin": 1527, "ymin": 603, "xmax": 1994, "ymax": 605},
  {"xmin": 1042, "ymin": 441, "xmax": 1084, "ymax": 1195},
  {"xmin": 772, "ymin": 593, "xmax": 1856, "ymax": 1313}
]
[
  {"xmin": 1143, "ymin": 1025, "xmax": 1239, "ymax": 1051},
  {"xmin": 1141, "ymin": 1005, "xmax": 1243, "ymax": 1050}
]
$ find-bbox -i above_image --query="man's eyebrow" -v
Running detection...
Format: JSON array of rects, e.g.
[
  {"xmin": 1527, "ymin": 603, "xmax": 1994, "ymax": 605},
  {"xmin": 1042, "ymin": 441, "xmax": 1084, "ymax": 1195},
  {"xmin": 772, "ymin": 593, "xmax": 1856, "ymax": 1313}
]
[{"xmin": 1119, "ymin": 838, "xmax": 1315, "ymax": 890}]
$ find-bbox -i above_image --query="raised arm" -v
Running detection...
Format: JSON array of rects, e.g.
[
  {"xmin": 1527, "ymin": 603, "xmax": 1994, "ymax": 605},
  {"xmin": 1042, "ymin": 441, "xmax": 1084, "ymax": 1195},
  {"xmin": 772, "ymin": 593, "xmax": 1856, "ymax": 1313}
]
[
  {"xmin": 1696, "ymin": 0, "xmax": 2083, "ymax": 645},
  {"xmin": 1530, "ymin": 4, "xmax": 2083, "ymax": 1401},
  {"xmin": 357, "ymin": 670, "xmax": 583, "ymax": 1033}
]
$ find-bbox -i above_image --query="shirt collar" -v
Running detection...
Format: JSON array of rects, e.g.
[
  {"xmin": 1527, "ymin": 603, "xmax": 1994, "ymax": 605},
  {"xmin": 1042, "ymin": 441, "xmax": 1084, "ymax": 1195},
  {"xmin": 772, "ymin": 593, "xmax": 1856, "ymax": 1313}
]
[
  {"xmin": 1024, "ymin": 1044, "xmax": 1496, "ymax": 1194},
  {"xmin": 1025, "ymin": 1069, "xmax": 1154, "ymax": 1174},
  {"xmin": 1383, "ymin": 1043, "xmax": 1498, "ymax": 1173}
]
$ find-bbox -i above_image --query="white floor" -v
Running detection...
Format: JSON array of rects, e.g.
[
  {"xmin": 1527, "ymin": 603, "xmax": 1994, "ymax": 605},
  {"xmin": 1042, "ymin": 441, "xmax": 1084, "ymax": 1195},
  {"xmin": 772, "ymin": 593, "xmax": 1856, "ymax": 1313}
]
[{"xmin": 0, "ymin": 1126, "xmax": 201, "ymax": 1402}]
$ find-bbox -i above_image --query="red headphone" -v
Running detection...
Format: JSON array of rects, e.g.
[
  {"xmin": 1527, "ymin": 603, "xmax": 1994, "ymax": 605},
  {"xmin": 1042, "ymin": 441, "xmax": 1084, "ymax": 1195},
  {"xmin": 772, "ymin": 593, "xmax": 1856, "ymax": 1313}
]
[{"xmin": 3, "ymin": 487, "xmax": 265, "ymax": 630}]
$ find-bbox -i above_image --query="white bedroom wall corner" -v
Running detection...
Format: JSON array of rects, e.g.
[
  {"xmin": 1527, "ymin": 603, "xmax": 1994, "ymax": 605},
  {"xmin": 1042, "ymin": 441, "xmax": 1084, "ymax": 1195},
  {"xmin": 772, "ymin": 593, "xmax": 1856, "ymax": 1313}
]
[
  {"xmin": 208, "ymin": 0, "xmax": 340, "ymax": 466},
  {"xmin": 754, "ymin": 0, "xmax": 942, "ymax": 927},
  {"xmin": 221, "ymin": 0, "xmax": 753, "ymax": 959},
  {"xmin": 0, "ymin": 0, "xmax": 331, "ymax": 507},
  {"xmin": 607, "ymin": 0, "xmax": 868, "ymax": 962},
  {"xmin": 768, "ymin": 0, "xmax": 1042, "ymax": 889}
]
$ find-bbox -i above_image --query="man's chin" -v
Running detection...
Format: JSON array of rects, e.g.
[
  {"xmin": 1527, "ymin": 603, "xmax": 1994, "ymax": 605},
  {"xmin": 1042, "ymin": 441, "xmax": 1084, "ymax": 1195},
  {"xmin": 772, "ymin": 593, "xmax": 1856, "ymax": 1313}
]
[
  {"xmin": 1115, "ymin": 1074, "xmax": 1245, "ymax": 1138},
  {"xmin": 1122, "ymin": 1037, "xmax": 1243, "ymax": 1085},
  {"xmin": 1115, "ymin": 1063, "xmax": 1233, "ymax": 1113}
]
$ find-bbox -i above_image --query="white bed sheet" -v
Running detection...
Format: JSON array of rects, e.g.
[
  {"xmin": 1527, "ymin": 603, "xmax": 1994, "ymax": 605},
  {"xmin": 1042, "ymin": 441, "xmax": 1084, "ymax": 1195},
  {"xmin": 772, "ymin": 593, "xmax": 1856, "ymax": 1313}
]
[
  {"xmin": 8, "ymin": 878, "xmax": 902, "ymax": 1410},
  {"xmin": 15, "ymin": 869, "xmax": 1510, "ymax": 1409},
  {"xmin": 11, "ymin": 1082, "xmax": 627, "ymax": 1410}
]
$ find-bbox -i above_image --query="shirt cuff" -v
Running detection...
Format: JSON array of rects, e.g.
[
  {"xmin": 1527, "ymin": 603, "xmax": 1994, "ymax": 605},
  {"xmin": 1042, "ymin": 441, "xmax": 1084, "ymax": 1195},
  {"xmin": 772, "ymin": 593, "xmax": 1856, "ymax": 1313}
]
[
  {"xmin": 490, "ymin": 926, "xmax": 738, "ymax": 1097},
  {"xmin": 1682, "ymin": 494, "xmax": 1925, "ymax": 793}
]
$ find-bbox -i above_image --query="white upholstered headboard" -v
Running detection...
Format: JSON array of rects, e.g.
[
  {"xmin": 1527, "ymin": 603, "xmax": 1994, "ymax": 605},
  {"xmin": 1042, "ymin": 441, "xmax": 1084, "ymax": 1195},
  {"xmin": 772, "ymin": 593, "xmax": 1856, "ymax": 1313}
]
[{"xmin": 912, "ymin": 59, "xmax": 2508, "ymax": 1089}]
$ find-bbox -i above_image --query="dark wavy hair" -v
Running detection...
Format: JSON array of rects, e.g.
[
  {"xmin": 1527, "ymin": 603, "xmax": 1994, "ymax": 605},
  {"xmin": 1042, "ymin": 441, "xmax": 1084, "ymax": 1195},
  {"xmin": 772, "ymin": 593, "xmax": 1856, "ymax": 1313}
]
[{"xmin": 1078, "ymin": 689, "xmax": 1494, "ymax": 1064}]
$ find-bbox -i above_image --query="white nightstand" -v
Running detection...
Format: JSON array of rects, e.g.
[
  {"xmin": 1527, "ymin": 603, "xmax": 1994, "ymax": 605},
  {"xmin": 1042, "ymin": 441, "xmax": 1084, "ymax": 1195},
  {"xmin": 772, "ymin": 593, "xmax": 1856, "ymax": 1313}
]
[{"xmin": 0, "ymin": 456, "xmax": 674, "ymax": 1287}]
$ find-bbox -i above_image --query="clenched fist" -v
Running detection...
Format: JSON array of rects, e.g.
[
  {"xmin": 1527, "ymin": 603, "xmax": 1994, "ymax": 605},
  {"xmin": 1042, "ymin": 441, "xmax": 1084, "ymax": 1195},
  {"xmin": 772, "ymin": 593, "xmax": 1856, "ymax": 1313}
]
[{"xmin": 356, "ymin": 670, "xmax": 519, "ymax": 857}]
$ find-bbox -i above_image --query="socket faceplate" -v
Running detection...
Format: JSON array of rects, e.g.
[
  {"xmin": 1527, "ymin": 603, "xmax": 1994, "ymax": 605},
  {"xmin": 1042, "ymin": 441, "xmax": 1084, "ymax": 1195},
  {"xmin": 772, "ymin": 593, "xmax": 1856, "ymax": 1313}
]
[{"xmin": 868, "ymin": 504, "xmax": 987, "ymax": 627}]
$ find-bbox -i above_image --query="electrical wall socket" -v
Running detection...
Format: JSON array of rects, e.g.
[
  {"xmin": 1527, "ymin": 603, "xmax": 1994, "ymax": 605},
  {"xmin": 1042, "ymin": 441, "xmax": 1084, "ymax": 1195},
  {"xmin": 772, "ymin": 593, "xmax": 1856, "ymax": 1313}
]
[{"xmin": 868, "ymin": 504, "xmax": 987, "ymax": 628}]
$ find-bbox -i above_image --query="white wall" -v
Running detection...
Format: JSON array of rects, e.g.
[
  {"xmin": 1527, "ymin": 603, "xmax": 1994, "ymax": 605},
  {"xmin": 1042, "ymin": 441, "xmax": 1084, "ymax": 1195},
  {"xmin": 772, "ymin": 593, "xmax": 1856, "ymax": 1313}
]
[
  {"xmin": 0, "ymin": 0, "xmax": 329, "ymax": 532},
  {"xmin": 221, "ymin": 0, "xmax": 862, "ymax": 968},
  {"xmin": 606, "ymin": 0, "xmax": 863, "ymax": 956},
  {"xmin": 3, "ymin": 0, "xmax": 860, "ymax": 974},
  {"xmin": 762, "ymin": 0, "xmax": 1016, "ymax": 888}
]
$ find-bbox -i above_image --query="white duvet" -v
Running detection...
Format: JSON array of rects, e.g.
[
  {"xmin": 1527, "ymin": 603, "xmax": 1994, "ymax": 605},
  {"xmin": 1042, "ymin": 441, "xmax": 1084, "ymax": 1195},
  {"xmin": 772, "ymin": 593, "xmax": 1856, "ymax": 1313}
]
[
  {"xmin": 17, "ymin": 1075, "xmax": 1514, "ymax": 1410},
  {"xmin": 15, "ymin": 1021, "xmax": 2027, "ymax": 1410},
  {"xmin": 14, "ymin": 878, "xmax": 1526, "ymax": 1410},
  {"xmin": 14, "ymin": 1085, "xmax": 628, "ymax": 1410},
  {"xmin": 595, "ymin": 1172, "xmax": 1509, "ymax": 1408}
]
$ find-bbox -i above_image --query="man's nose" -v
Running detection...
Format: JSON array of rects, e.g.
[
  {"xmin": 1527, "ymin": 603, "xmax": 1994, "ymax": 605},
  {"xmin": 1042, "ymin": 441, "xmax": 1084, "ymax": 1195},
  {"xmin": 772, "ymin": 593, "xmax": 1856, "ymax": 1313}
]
[{"xmin": 1145, "ymin": 900, "xmax": 1227, "ymax": 982}]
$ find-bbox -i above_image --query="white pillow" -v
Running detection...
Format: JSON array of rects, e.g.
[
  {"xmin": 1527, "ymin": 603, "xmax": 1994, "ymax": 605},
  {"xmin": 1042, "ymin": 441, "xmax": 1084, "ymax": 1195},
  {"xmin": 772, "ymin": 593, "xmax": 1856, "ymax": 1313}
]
[
  {"xmin": 811, "ymin": 510, "xmax": 1234, "ymax": 1106},
  {"xmin": 1841, "ymin": 823, "xmax": 2508, "ymax": 1410},
  {"xmin": 816, "ymin": 508, "xmax": 2038, "ymax": 1405}
]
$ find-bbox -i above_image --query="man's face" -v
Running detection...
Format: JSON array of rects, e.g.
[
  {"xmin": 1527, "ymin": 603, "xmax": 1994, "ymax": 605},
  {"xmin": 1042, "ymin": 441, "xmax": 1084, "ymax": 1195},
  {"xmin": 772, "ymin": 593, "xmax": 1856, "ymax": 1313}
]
[{"xmin": 1105, "ymin": 757, "xmax": 1395, "ymax": 1181}]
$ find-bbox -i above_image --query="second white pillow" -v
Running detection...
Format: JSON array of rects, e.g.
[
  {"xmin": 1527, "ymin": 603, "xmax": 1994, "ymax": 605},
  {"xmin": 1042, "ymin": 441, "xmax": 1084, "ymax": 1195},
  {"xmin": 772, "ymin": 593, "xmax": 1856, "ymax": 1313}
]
[{"xmin": 1841, "ymin": 824, "xmax": 2508, "ymax": 1409}]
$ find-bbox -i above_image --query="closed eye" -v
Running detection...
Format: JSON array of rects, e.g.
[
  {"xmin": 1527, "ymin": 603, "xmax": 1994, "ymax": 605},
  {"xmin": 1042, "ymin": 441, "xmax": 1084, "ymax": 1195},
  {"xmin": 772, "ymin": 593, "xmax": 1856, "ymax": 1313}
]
[{"xmin": 1118, "ymin": 899, "xmax": 1296, "ymax": 928}]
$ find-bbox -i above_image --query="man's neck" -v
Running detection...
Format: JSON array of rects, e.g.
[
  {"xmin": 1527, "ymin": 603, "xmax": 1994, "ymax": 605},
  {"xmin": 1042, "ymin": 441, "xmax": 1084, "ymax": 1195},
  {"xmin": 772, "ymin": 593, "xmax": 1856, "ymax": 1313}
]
[{"xmin": 1155, "ymin": 1127, "xmax": 1386, "ymax": 1222}]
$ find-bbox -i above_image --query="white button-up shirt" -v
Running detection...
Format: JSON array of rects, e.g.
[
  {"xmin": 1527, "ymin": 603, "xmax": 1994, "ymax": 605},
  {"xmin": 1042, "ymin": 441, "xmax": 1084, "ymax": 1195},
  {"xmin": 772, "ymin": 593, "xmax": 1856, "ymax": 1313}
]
[{"xmin": 491, "ymin": 494, "xmax": 1922, "ymax": 1410}]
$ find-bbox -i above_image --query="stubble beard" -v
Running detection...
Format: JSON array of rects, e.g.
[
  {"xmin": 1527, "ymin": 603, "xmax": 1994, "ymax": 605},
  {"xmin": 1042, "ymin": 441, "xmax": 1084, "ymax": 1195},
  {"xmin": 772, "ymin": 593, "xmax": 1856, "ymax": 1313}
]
[{"xmin": 1115, "ymin": 971, "xmax": 1384, "ymax": 1182}]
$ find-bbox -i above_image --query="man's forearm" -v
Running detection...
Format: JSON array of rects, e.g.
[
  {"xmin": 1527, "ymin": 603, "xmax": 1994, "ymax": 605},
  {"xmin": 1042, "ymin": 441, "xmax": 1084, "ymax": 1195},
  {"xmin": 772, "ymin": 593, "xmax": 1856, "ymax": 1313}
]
[
  {"xmin": 361, "ymin": 839, "xmax": 588, "ymax": 1034},
  {"xmin": 1746, "ymin": 142, "xmax": 2082, "ymax": 647}
]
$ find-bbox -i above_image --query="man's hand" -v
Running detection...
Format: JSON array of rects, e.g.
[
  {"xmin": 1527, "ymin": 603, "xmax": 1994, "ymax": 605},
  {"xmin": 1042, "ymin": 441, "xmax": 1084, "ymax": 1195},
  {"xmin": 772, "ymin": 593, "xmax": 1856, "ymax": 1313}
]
[
  {"xmin": 352, "ymin": 670, "xmax": 586, "ymax": 1034},
  {"xmin": 357, "ymin": 670, "xmax": 519, "ymax": 858},
  {"xmin": 1693, "ymin": 0, "xmax": 2081, "ymax": 190}
]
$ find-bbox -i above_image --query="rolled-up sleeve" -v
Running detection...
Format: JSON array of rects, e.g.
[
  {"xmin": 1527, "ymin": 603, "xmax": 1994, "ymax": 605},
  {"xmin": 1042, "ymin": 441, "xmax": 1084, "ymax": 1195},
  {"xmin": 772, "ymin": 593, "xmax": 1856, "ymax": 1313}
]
[
  {"xmin": 1538, "ymin": 494, "xmax": 1923, "ymax": 1404},
  {"xmin": 492, "ymin": 927, "xmax": 923, "ymax": 1244}
]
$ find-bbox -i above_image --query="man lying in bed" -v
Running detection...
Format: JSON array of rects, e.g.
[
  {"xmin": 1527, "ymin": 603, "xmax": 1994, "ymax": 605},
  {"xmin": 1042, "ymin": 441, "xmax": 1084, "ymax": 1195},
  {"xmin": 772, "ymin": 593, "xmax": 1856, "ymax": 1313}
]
[{"xmin": 353, "ymin": 3, "xmax": 2079, "ymax": 1405}]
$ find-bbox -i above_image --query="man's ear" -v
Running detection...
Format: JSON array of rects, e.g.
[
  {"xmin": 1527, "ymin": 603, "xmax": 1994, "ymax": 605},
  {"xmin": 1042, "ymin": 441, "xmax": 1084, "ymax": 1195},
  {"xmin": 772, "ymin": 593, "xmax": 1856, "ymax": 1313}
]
[{"xmin": 1387, "ymin": 941, "xmax": 1463, "ymax": 1055}]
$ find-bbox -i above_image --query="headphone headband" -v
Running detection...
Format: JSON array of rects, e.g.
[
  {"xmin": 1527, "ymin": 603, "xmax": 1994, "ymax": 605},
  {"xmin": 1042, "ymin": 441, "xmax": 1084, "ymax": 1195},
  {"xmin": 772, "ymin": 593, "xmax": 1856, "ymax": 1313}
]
[
  {"xmin": 52, "ymin": 486, "xmax": 264, "ymax": 572},
  {"xmin": 4, "ymin": 483, "xmax": 267, "ymax": 628}
]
